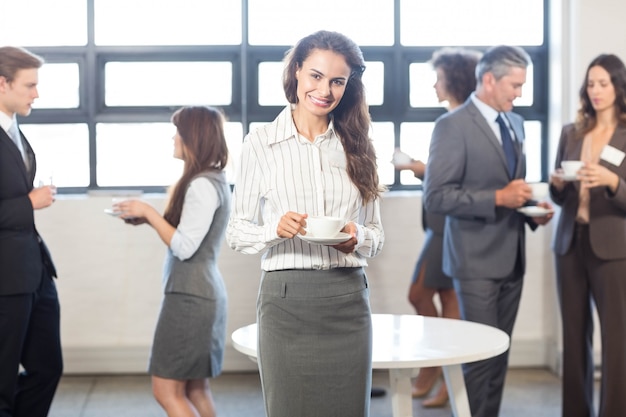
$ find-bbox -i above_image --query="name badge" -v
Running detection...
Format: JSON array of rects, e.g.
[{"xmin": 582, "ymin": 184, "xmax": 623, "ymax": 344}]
[{"xmin": 600, "ymin": 145, "xmax": 626, "ymax": 166}]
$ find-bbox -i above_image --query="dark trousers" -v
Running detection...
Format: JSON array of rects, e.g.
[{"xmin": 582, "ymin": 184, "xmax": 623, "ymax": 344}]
[
  {"xmin": 556, "ymin": 224, "xmax": 626, "ymax": 417},
  {"xmin": 0, "ymin": 274, "xmax": 62, "ymax": 417},
  {"xmin": 453, "ymin": 258, "xmax": 524, "ymax": 417}
]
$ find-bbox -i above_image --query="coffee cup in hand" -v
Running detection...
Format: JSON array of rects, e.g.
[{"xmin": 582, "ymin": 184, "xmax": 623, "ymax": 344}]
[
  {"xmin": 561, "ymin": 160, "xmax": 584, "ymax": 177},
  {"xmin": 306, "ymin": 216, "xmax": 344, "ymax": 238},
  {"xmin": 528, "ymin": 182, "xmax": 549, "ymax": 201},
  {"xmin": 392, "ymin": 149, "xmax": 413, "ymax": 166}
]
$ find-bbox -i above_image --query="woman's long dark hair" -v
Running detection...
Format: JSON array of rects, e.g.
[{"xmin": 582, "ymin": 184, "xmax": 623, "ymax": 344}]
[
  {"xmin": 164, "ymin": 106, "xmax": 228, "ymax": 226},
  {"xmin": 575, "ymin": 53, "xmax": 626, "ymax": 138},
  {"xmin": 282, "ymin": 30, "xmax": 382, "ymax": 203}
]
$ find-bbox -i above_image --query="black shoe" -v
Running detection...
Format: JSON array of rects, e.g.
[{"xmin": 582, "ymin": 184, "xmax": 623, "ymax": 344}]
[{"xmin": 370, "ymin": 387, "xmax": 386, "ymax": 397}]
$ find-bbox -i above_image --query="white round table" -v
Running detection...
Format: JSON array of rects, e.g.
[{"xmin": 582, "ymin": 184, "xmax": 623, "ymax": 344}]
[{"xmin": 232, "ymin": 313, "xmax": 510, "ymax": 417}]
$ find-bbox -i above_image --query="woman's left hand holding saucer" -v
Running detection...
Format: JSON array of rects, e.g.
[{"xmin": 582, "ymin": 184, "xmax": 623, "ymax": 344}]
[
  {"xmin": 114, "ymin": 199, "xmax": 149, "ymax": 225},
  {"xmin": 331, "ymin": 222, "xmax": 358, "ymax": 253}
]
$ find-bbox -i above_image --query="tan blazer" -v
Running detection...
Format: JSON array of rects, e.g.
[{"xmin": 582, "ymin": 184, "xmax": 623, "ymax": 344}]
[{"xmin": 551, "ymin": 123, "xmax": 626, "ymax": 259}]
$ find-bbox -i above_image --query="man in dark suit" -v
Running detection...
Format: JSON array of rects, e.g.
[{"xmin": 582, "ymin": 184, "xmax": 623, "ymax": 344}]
[
  {"xmin": 423, "ymin": 45, "xmax": 553, "ymax": 417},
  {"xmin": 0, "ymin": 46, "xmax": 62, "ymax": 417}
]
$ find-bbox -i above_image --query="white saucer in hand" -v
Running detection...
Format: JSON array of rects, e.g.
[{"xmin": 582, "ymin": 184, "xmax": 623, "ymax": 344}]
[
  {"xmin": 517, "ymin": 206, "xmax": 554, "ymax": 217},
  {"xmin": 298, "ymin": 232, "xmax": 351, "ymax": 245}
]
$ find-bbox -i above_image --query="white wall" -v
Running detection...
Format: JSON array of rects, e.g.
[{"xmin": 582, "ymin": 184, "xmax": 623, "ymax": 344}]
[
  {"xmin": 33, "ymin": 0, "xmax": 625, "ymax": 374},
  {"xmin": 37, "ymin": 191, "xmax": 554, "ymax": 374}
]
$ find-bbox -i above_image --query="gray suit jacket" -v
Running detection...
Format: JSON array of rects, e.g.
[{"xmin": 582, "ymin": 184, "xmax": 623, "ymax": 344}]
[
  {"xmin": 551, "ymin": 123, "xmax": 626, "ymax": 259},
  {"xmin": 423, "ymin": 99, "xmax": 534, "ymax": 279}
]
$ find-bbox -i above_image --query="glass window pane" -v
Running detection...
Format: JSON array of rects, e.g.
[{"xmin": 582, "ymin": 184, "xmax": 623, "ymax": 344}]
[
  {"xmin": 97, "ymin": 122, "xmax": 242, "ymax": 187},
  {"xmin": 410, "ymin": 63, "xmax": 534, "ymax": 108},
  {"xmin": 409, "ymin": 63, "xmax": 439, "ymax": 108},
  {"xmin": 97, "ymin": 123, "xmax": 182, "ymax": 187},
  {"xmin": 363, "ymin": 62, "xmax": 384, "ymax": 106},
  {"xmin": 371, "ymin": 122, "xmax": 395, "ymax": 186},
  {"xmin": 401, "ymin": 0, "xmax": 544, "ymax": 46},
  {"xmin": 258, "ymin": 62, "xmax": 288, "ymax": 106},
  {"xmin": 105, "ymin": 62, "xmax": 232, "ymax": 107},
  {"xmin": 33, "ymin": 63, "xmax": 80, "ymax": 109},
  {"xmin": 224, "ymin": 123, "xmax": 244, "ymax": 184},
  {"xmin": 0, "ymin": 0, "xmax": 86, "ymax": 46},
  {"xmin": 399, "ymin": 123, "xmax": 435, "ymax": 185},
  {"xmin": 514, "ymin": 64, "xmax": 534, "ymax": 107},
  {"xmin": 94, "ymin": 0, "xmax": 241, "ymax": 46},
  {"xmin": 524, "ymin": 121, "xmax": 542, "ymax": 183},
  {"xmin": 21, "ymin": 124, "xmax": 90, "ymax": 187},
  {"xmin": 248, "ymin": 0, "xmax": 394, "ymax": 46},
  {"xmin": 258, "ymin": 61, "xmax": 384, "ymax": 106}
]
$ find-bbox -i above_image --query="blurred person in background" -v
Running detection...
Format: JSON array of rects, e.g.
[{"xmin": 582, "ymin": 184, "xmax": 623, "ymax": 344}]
[
  {"xmin": 115, "ymin": 106, "xmax": 230, "ymax": 417},
  {"xmin": 550, "ymin": 53, "xmax": 626, "ymax": 417},
  {"xmin": 0, "ymin": 46, "xmax": 61, "ymax": 417},
  {"xmin": 393, "ymin": 47, "xmax": 481, "ymax": 408}
]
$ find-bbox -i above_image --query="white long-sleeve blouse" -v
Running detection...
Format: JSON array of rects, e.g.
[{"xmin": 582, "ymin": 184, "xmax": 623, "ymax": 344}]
[{"xmin": 226, "ymin": 106, "xmax": 384, "ymax": 271}]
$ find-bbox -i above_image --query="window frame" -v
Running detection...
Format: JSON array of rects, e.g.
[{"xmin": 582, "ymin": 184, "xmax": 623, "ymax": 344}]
[{"xmin": 21, "ymin": 0, "xmax": 549, "ymax": 194}]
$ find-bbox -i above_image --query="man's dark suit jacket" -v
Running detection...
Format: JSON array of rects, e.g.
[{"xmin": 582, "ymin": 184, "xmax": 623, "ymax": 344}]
[{"xmin": 0, "ymin": 126, "xmax": 56, "ymax": 295}]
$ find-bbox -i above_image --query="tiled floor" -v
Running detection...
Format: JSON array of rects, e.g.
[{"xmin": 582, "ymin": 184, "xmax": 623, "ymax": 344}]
[{"xmin": 48, "ymin": 367, "xmax": 581, "ymax": 417}]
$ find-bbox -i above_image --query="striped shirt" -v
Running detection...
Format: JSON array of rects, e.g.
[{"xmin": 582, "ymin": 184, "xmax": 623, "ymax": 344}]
[{"xmin": 226, "ymin": 106, "xmax": 384, "ymax": 271}]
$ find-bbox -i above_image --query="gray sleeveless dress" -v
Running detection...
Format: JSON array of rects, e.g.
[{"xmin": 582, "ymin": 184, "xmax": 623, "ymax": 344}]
[
  {"xmin": 149, "ymin": 171, "xmax": 231, "ymax": 379},
  {"xmin": 412, "ymin": 204, "xmax": 453, "ymax": 289}
]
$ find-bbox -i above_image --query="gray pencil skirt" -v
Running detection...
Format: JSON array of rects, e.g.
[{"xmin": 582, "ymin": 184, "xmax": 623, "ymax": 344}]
[
  {"xmin": 149, "ymin": 292, "xmax": 227, "ymax": 380},
  {"xmin": 257, "ymin": 267, "xmax": 372, "ymax": 417}
]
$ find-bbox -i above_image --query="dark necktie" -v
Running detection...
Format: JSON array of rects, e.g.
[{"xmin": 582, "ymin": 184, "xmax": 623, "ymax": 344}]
[{"xmin": 496, "ymin": 113, "xmax": 516, "ymax": 178}]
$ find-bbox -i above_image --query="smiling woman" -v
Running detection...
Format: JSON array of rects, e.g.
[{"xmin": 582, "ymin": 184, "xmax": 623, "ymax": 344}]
[{"xmin": 226, "ymin": 30, "xmax": 384, "ymax": 417}]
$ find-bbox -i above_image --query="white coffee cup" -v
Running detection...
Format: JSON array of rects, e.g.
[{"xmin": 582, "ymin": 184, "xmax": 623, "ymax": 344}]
[
  {"xmin": 306, "ymin": 216, "xmax": 344, "ymax": 238},
  {"xmin": 561, "ymin": 160, "xmax": 584, "ymax": 177},
  {"xmin": 392, "ymin": 149, "xmax": 412, "ymax": 166},
  {"xmin": 528, "ymin": 182, "xmax": 549, "ymax": 201}
]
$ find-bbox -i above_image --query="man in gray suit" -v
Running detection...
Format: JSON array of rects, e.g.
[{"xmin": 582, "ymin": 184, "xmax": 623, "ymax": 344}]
[{"xmin": 423, "ymin": 45, "xmax": 553, "ymax": 417}]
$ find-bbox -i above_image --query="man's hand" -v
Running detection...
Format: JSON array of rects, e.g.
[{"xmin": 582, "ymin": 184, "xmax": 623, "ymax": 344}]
[
  {"xmin": 29, "ymin": 185, "xmax": 56, "ymax": 210},
  {"xmin": 530, "ymin": 201, "xmax": 554, "ymax": 226},
  {"xmin": 495, "ymin": 179, "xmax": 532, "ymax": 209}
]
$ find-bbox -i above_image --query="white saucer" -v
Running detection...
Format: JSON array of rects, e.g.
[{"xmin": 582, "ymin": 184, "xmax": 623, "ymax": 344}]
[
  {"xmin": 517, "ymin": 206, "xmax": 554, "ymax": 217},
  {"xmin": 555, "ymin": 172, "xmax": 578, "ymax": 181},
  {"xmin": 298, "ymin": 232, "xmax": 351, "ymax": 245},
  {"xmin": 104, "ymin": 208, "xmax": 122, "ymax": 217}
]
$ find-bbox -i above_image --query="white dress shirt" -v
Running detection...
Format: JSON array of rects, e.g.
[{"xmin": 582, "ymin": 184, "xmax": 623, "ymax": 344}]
[
  {"xmin": 470, "ymin": 93, "xmax": 515, "ymax": 143},
  {"xmin": 170, "ymin": 177, "xmax": 219, "ymax": 260},
  {"xmin": 0, "ymin": 112, "xmax": 26, "ymax": 160},
  {"xmin": 226, "ymin": 106, "xmax": 384, "ymax": 271}
]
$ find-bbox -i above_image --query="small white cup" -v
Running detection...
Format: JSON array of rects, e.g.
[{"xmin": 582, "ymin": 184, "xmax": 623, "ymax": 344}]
[
  {"xmin": 306, "ymin": 216, "xmax": 344, "ymax": 238},
  {"xmin": 111, "ymin": 197, "xmax": 132, "ymax": 214},
  {"xmin": 528, "ymin": 182, "xmax": 549, "ymax": 201},
  {"xmin": 392, "ymin": 149, "xmax": 412, "ymax": 166},
  {"xmin": 561, "ymin": 160, "xmax": 584, "ymax": 177}
]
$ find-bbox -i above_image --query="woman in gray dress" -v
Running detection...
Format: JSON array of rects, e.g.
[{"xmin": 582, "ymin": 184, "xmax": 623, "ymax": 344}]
[
  {"xmin": 394, "ymin": 47, "xmax": 481, "ymax": 408},
  {"xmin": 114, "ymin": 106, "xmax": 230, "ymax": 417}
]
